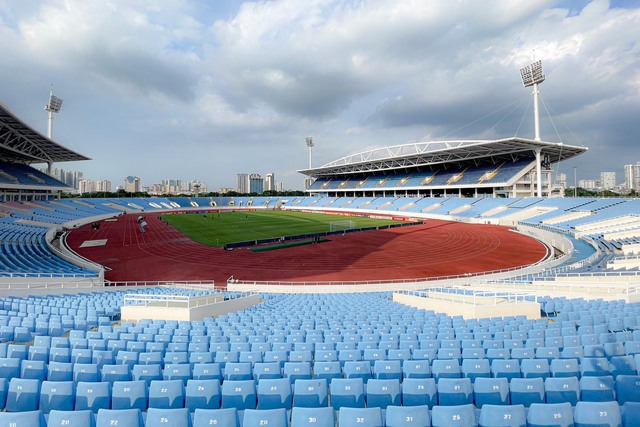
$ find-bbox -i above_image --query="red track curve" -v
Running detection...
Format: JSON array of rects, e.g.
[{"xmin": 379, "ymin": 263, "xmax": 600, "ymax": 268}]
[{"xmin": 66, "ymin": 214, "xmax": 548, "ymax": 284}]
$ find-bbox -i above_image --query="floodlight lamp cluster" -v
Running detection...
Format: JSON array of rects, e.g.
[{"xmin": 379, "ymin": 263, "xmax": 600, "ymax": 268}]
[
  {"xmin": 305, "ymin": 136, "xmax": 314, "ymax": 148},
  {"xmin": 520, "ymin": 60, "xmax": 545, "ymax": 87},
  {"xmin": 45, "ymin": 94, "xmax": 63, "ymax": 113}
]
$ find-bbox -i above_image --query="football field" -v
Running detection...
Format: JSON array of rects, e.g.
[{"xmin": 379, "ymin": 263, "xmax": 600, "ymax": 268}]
[{"xmin": 161, "ymin": 210, "xmax": 405, "ymax": 247}]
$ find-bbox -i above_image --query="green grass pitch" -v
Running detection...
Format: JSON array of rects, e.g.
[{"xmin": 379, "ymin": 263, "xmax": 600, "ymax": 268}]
[{"xmin": 161, "ymin": 210, "xmax": 404, "ymax": 247}]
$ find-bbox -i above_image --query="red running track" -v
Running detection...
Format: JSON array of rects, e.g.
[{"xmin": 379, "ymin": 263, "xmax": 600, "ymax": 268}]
[{"xmin": 66, "ymin": 214, "xmax": 548, "ymax": 283}]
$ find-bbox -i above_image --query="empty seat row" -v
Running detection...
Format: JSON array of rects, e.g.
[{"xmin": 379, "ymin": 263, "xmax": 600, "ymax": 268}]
[
  {"xmin": 2, "ymin": 402, "xmax": 639, "ymax": 427},
  {"xmin": 1, "ymin": 375, "xmax": 639, "ymax": 414}
]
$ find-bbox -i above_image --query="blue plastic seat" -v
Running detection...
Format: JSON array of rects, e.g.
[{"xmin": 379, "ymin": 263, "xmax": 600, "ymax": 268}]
[
  {"xmin": 329, "ymin": 377, "xmax": 365, "ymax": 409},
  {"xmin": 163, "ymin": 363, "xmax": 192, "ymax": 385},
  {"xmin": 520, "ymin": 358, "xmax": 550, "ymax": 379},
  {"xmin": 509, "ymin": 377, "xmax": 545, "ymax": 407},
  {"xmin": 256, "ymin": 378, "xmax": 292, "ymax": 410},
  {"xmin": 437, "ymin": 377, "xmax": 473, "ymax": 406},
  {"xmin": 0, "ymin": 357, "xmax": 22, "ymax": 380},
  {"xmin": 550, "ymin": 358, "xmax": 580, "ymax": 378},
  {"xmin": 101, "ymin": 364, "xmax": 131, "ymax": 384},
  {"xmin": 473, "ymin": 377, "xmax": 509, "ymax": 407},
  {"xmin": 312, "ymin": 361, "xmax": 342, "ymax": 384},
  {"xmin": 20, "ymin": 360, "xmax": 47, "ymax": 381},
  {"xmin": 27, "ymin": 346, "xmax": 50, "ymax": 363},
  {"xmin": 574, "ymin": 401, "xmax": 622, "ymax": 427},
  {"xmin": 192, "ymin": 363, "xmax": 222, "ymax": 381},
  {"xmin": 111, "ymin": 380, "xmax": 148, "ymax": 411},
  {"xmin": 490, "ymin": 359, "xmax": 520, "ymax": 381},
  {"xmin": 283, "ymin": 361, "xmax": 312, "ymax": 383},
  {"xmin": 293, "ymin": 378, "xmax": 328, "ymax": 407},
  {"xmin": 75, "ymin": 381, "xmax": 111, "ymax": 412},
  {"xmin": 385, "ymin": 404, "xmax": 430, "ymax": 427},
  {"xmin": 193, "ymin": 407, "xmax": 240, "ymax": 427},
  {"xmin": 621, "ymin": 402, "xmax": 640, "ymax": 427},
  {"xmin": 221, "ymin": 379, "xmax": 257, "ymax": 410},
  {"xmin": 138, "ymin": 351, "xmax": 163, "ymax": 366},
  {"xmin": 73, "ymin": 362, "xmax": 101, "ymax": 383},
  {"xmin": 224, "ymin": 362, "xmax": 253, "ymax": 381},
  {"xmin": 290, "ymin": 406, "xmax": 334, "ymax": 427},
  {"xmin": 478, "ymin": 404, "xmax": 526, "ymax": 427},
  {"xmin": 6, "ymin": 377, "xmax": 41, "ymax": 412},
  {"xmin": 366, "ymin": 378, "xmax": 401, "ymax": 409},
  {"xmin": 402, "ymin": 360, "xmax": 431, "ymax": 379},
  {"xmin": 430, "ymin": 403, "xmax": 477, "ymax": 427},
  {"xmin": 579, "ymin": 375, "xmax": 616, "ymax": 402},
  {"xmin": 609, "ymin": 356, "xmax": 637, "ymax": 378},
  {"xmin": 253, "ymin": 361, "xmax": 282, "ymax": 381},
  {"xmin": 581, "ymin": 357, "xmax": 609, "ymax": 377},
  {"xmin": 0, "ymin": 410, "xmax": 46, "ymax": 427},
  {"xmin": 527, "ymin": 402, "xmax": 574, "ymax": 427},
  {"xmin": 148, "ymin": 379, "xmax": 185, "ymax": 409},
  {"xmin": 39, "ymin": 380, "xmax": 75, "ymax": 413},
  {"xmin": 47, "ymin": 361, "xmax": 73, "ymax": 381},
  {"xmin": 615, "ymin": 375, "xmax": 640, "ymax": 405},
  {"xmin": 47, "ymin": 409, "xmax": 96, "ymax": 427},
  {"xmin": 49, "ymin": 347, "xmax": 71, "ymax": 363},
  {"xmin": 402, "ymin": 377, "xmax": 437, "ymax": 407},
  {"xmin": 338, "ymin": 407, "xmax": 383, "ymax": 427},
  {"xmin": 461, "ymin": 358, "xmax": 491, "ymax": 383},
  {"xmin": 239, "ymin": 351, "xmax": 263, "ymax": 365},
  {"xmin": 146, "ymin": 407, "xmax": 192, "ymax": 427},
  {"xmin": 432, "ymin": 359, "xmax": 461, "ymax": 381},
  {"xmin": 242, "ymin": 408, "xmax": 288, "ymax": 427},
  {"xmin": 131, "ymin": 363, "xmax": 162, "ymax": 385},
  {"xmin": 342, "ymin": 360, "xmax": 372, "ymax": 383},
  {"xmin": 185, "ymin": 379, "xmax": 221, "ymax": 411},
  {"xmin": 96, "ymin": 408, "xmax": 144, "ymax": 427},
  {"xmin": 544, "ymin": 376, "xmax": 580, "ymax": 406},
  {"xmin": 373, "ymin": 359, "xmax": 402, "ymax": 380}
]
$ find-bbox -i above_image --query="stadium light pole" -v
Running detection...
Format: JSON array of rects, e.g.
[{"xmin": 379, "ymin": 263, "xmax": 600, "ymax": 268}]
[
  {"xmin": 520, "ymin": 60, "xmax": 546, "ymax": 197},
  {"xmin": 574, "ymin": 166, "xmax": 577, "ymax": 198},
  {"xmin": 305, "ymin": 136, "xmax": 314, "ymax": 169},
  {"xmin": 44, "ymin": 90, "xmax": 63, "ymax": 174}
]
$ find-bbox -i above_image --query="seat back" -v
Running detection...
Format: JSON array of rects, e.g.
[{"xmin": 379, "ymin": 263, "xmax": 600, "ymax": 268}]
[{"xmin": 185, "ymin": 379, "xmax": 221, "ymax": 411}]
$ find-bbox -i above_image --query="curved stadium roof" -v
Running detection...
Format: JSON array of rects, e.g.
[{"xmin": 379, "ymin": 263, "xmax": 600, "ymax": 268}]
[
  {"xmin": 298, "ymin": 137, "xmax": 587, "ymax": 178},
  {"xmin": 0, "ymin": 102, "xmax": 90, "ymax": 164}
]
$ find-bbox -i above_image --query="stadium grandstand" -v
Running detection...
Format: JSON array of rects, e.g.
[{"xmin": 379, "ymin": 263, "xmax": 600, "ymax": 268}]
[
  {"xmin": 298, "ymin": 138, "xmax": 587, "ymax": 199},
  {"xmin": 0, "ymin": 88, "xmax": 639, "ymax": 424}
]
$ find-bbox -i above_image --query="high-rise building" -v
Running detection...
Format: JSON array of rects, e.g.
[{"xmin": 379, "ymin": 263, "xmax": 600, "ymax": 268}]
[
  {"xmin": 265, "ymin": 173, "xmax": 275, "ymax": 192},
  {"xmin": 624, "ymin": 162, "xmax": 640, "ymax": 191},
  {"xmin": 578, "ymin": 179, "xmax": 597, "ymax": 189},
  {"xmin": 599, "ymin": 172, "xmax": 616, "ymax": 190},
  {"xmin": 237, "ymin": 173, "xmax": 249, "ymax": 193},
  {"xmin": 78, "ymin": 179, "xmax": 95, "ymax": 194},
  {"xmin": 124, "ymin": 176, "xmax": 141, "ymax": 193},
  {"xmin": 96, "ymin": 180, "xmax": 112, "ymax": 192},
  {"xmin": 249, "ymin": 173, "xmax": 263, "ymax": 194}
]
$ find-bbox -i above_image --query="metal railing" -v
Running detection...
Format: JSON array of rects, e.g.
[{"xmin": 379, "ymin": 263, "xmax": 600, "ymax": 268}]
[
  {"xmin": 396, "ymin": 288, "xmax": 535, "ymax": 307},
  {"xmin": 124, "ymin": 290, "xmax": 257, "ymax": 309}
]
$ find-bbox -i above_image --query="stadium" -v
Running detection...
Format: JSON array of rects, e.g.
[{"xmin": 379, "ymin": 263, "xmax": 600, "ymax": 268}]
[{"xmin": 0, "ymin": 75, "xmax": 639, "ymax": 425}]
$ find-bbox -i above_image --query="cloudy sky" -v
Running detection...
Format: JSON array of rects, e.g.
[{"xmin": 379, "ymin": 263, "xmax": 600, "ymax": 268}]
[{"xmin": 1, "ymin": 0, "xmax": 638, "ymax": 191}]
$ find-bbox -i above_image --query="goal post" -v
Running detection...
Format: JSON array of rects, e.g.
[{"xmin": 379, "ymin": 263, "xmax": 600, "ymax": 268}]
[{"xmin": 329, "ymin": 220, "xmax": 356, "ymax": 232}]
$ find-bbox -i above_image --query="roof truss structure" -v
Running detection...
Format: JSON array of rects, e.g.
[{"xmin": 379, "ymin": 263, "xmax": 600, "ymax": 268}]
[
  {"xmin": 298, "ymin": 137, "xmax": 587, "ymax": 178},
  {"xmin": 0, "ymin": 102, "xmax": 90, "ymax": 164}
]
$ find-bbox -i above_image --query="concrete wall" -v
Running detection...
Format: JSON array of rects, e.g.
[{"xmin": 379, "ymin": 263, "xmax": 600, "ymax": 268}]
[
  {"xmin": 121, "ymin": 293, "xmax": 261, "ymax": 323},
  {"xmin": 393, "ymin": 292, "xmax": 541, "ymax": 320}
]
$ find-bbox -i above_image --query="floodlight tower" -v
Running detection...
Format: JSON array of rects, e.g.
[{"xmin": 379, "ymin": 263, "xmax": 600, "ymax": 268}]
[
  {"xmin": 44, "ymin": 90, "xmax": 63, "ymax": 174},
  {"xmin": 45, "ymin": 91, "xmax": 63, "ymax": 139},
  {"xmin": 520, "ymin": 60, "xmax": 546, "ymax": 197},
  {"xmin": 305, "ymin": 136, "xmax": 314, "ymax": 169}
]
